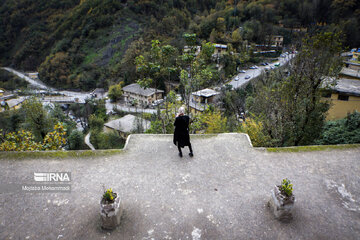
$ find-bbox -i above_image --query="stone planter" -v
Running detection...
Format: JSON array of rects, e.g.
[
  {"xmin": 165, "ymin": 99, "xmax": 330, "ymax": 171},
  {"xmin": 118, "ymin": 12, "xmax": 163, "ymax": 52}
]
[
  {"xmin": 268, "ymin": 185, "xmax": 295, "ymax": 222},
  {"xmin": 100, "ymin": 194, "xmax": 123, "ymax": 229}
]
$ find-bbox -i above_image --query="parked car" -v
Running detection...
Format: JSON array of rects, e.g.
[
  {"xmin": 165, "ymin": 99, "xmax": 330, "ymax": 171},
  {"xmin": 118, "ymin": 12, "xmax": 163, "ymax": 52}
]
[
  {"xmin": 249, "ymin": 66, "xmax": 258, "ymax": 69},
  {"xmin": 239, "ymin": 70, "xmax": 246, "ymax": 73},
  {"xmin": 151, "ymin": 99, "xmax": 164, "ymax": 108},
  {"xmin": 234, "ymin": 76, "xmax": 239, "ymax": 81},
  {"xmin": 245, "ymin": 75, "xmax": 251, "ymax": 79},
  {"xmin": 260, "ymin": 63, "xmax": 267, "ymax": 66}
]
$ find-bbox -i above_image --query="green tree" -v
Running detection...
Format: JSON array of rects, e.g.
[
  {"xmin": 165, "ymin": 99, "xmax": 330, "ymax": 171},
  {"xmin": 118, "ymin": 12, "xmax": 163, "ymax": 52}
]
[
  {"xmin": 203, "ymin": 109, "xmax": 227, "ymax": 133},
  {"xmin": 248, "ymin": 32, "xmax": 343, "ymax": 146},
  {"xmin": 21, "ymin": 97, "xmax": 54, "ymax": 141},
  {"xmin": 67, "ymin": 130, "xmax": 85, "ymax": 150},
  {"xmin": 38, "ymin": 52, "xmax": 72, "ymax": 88},
  {"xmin": 89, "ymin": 114, "xmax": 105, "ymax": 132},
  {"xmin": 108, "ymin": 82, "xmax": 123, "ymax": 102}
]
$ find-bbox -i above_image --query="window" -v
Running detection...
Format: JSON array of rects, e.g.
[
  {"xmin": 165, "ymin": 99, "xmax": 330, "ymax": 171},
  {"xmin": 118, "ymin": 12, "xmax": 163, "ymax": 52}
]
[{"xmin": 338, "ymin": 95, "xmax": 349, "ymax": 101}]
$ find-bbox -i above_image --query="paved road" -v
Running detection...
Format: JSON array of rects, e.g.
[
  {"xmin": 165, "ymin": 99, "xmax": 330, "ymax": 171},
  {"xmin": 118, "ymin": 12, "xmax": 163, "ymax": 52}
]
[
  {"xmin": 2, "ymin": 67, "xmax": 52, "ymax": 90},
  {"xmin": 2, "ymin": 67, "xmax": 157, "ymax": 113},
  {"xmin": 227, "ymin": 53, "xmax": 295, "ymax": 89},
  {"xmin": 84, "ymin": 132, "xmax": 95, "ymax": 150},
  {"xmin": 2, "ymin": 67, "xmax": 92, "ymax": 103},
  {"xmin": 1, "ymin": 134, "xmax": 359, "ymax": 239}
]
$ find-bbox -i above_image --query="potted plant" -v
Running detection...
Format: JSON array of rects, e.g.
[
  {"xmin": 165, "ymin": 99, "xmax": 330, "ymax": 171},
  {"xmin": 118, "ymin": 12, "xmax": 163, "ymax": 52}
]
[
  {"xmin": 100, "ymin": 188, "xmax": 123, "ymax": 229},
  {"xmin": 268, "ymin": 178, "xmax": 295, "ymax": 222}
]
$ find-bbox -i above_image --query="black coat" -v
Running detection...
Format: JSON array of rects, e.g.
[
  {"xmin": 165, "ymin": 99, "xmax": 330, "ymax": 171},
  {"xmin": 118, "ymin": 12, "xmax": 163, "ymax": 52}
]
[{"xmin": 173, "ymin": 115, "xmax": 191, "ymax": 148}]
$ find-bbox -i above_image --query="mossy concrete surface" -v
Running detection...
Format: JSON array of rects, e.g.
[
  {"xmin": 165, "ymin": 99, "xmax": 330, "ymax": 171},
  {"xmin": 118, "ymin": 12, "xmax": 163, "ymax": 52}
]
[
  {"xmin": 0, "ymin": 149, "xmax": 123, "ymax": 160},
  {"xmin": 267, "ymin": 143, "xmax": 360, "ymax": 152},
  {"xmin": 0, "ymin": 133, "xmax": 359, "ymax": 239}
]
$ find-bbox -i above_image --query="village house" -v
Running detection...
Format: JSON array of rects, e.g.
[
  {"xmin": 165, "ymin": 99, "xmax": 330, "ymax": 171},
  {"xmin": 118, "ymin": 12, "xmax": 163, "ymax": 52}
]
[
  {"xmin": 122, "ymin": 83, "xmax": 164, "ymax": 107},
  {"xmin": 103, "ymin": 114, "xmax": 150, "ymax": 138},
  {"xmin": 323, "ymin": 78, "xmax": 360, "ymax": 120},
  {"xmin": 343, "ymin": 48, "xmax": 360, "ymax": 71},
  {"xmin": 2, "ymin": 96, "xmax": 27, "ymax": 111},
  {"xmin": 340, "ymin": 67, "xmax": 360, "ymax": 80},
  {"xmin": 189, "ymin": 88, "xmax": 219, "ymax": 114},
  {"xmin": 271, "ymin": 35, "xmax": 283, "ymax": 47},
  {"xmin": 214, "ymin": 44, "xmax": 228, "ymax": 55}
]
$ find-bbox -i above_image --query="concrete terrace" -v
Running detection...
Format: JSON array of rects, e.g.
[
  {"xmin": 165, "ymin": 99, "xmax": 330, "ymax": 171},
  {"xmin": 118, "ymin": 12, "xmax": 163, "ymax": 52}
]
[{"xmin": 0, "ymin": 133, "xmax": 360, "ymax": 239}]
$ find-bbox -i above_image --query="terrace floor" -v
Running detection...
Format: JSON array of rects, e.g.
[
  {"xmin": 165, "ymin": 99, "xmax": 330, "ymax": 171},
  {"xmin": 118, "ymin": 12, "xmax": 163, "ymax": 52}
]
[{"xmin": 1, "ymin": 133, "xmax": 360, "ymax": 239}]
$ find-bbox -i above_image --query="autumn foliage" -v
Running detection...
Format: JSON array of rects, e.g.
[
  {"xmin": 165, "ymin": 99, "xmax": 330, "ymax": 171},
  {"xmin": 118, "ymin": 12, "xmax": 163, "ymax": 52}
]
[{"xmin": 0, "ymin": 123, "xmax": 67, "ymax": 151}]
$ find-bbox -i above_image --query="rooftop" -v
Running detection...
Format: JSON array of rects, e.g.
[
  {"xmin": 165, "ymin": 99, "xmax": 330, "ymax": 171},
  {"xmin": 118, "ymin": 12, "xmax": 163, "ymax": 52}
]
[
  {"xmin": 345, "ymin": 61, "xmax": 360, "ymax": 66},
  {"xmin": 104, "ymin": 114, "xmax": 150, "ymax": 133},
  {"xmin": 327, "ymin": 78, "xmax": 360, "ymax": 96},
  {"xmin": 340, "ymin": 67, "xmax": 360, "ymax": 79},
  {"xmin": 123, "ymin": 83, "xmax": 164, "ymax": 97},
  {"xmin": 192, "ymin": 88, "xmax": 219, "ymax": 98},
  {"xmin": 1, "ymin": 133, "xmax": 359, "ymax": 239},
  {"xmin": 6, "ymin": 96, "xmax": 26, "ymax": 108},
  {"xmin": 214, "ymin": 44, "xmax": 227, "ymax": 49}
]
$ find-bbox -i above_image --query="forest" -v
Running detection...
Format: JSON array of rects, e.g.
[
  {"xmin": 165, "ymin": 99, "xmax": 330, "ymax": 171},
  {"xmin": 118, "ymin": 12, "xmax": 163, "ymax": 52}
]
[{"xmin": 0, "ymin": 0, "xmax": 359, "ymax": 91}]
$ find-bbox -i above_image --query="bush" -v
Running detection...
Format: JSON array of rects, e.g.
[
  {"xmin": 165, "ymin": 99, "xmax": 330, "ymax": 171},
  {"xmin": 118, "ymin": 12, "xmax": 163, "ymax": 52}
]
[
  {"xmin": 238, "ymin": 118, "xmax": 272, "ymax": 147},
  {"xmin": 89, "ymin": 114, "xmax": 105, "ymax": 132},
  {"xmin": 0, "ymin": 122, "xmax": 67, "ymax": 151},
  {"xmin": 67, "ymin": 130, "xmax": 85, "ymax": 150},
  {"xmin": 90, "ymin": 130, "xmax": 125, "ymax": 149},
  {"xmin": 108, "ymin": 83, "xmax": 123, "ymax": 102},
  {"xmin": 315, "ymin": 111, "xmax": 360, "ymax": 145}
]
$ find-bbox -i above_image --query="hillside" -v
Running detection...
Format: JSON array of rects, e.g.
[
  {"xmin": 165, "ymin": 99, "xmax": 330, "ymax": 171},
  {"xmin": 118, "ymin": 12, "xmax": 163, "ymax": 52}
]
[{"xmin": 0, "ymin": 0, "xmax": 359, "ymax": 90}]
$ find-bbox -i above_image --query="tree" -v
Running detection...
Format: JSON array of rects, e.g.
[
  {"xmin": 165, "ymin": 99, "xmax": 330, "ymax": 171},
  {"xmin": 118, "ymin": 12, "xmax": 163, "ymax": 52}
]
[
  {"xmin": 0, "ymin": 122, "xmax": 67, "ymax": 151},
  {"xmin": 238, "ymin": 118, "xmax": 272, "ymax": 147},
  {"xmin": 231, "ymin": 29, "xmax": 242, "ymax": 50},
  {"xmin": 203, "ymin": 109, "xmax": 227, "ymax": 133},
  {"xmin": 42, "ymin": 122, "xmax": 67, "ymax": 150},
  {"xmin": 38, "ymin": 52, "xmax": 72, "ymax": 88},
  {"xmin": 248, "ymin": 32, "xmax": 343, "ymax": 146},
  {"xmin": 67, "ymin": 130, "xmax": 85, "ymax": 150},
  {"xmin": 108, "ymin": 82, "xmax": 123, "ymax": 102},
  {"xmin": 89, "ymin": 114, "xmax": 105, "ymax": 132},
  {"xmin": 179, "ymin": 34, "xmax": 213, "ymax": 113},
  {"xmin": 21, "ymin": 97, "xmax": 54, "ymax": 141}
]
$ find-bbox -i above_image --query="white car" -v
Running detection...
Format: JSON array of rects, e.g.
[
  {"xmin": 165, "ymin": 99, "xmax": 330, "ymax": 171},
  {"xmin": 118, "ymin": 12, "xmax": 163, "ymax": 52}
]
[
  {"xmin": 239, "ymin": 70, "xmax": 246, "ymax": 73},
  {"xmin": 245, "ymin": 75, "xmax": 251, "ymax": 79}
]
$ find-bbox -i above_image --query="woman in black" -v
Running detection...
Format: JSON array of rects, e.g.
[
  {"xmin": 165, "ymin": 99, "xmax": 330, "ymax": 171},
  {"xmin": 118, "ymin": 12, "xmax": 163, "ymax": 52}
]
[{"xmin": 173, "ymin": 107, "xmax": 193, "ymax": 157}]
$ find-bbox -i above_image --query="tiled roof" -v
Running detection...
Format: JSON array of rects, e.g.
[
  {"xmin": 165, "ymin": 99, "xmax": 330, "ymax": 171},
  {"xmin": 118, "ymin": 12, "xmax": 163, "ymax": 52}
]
[
  {"xmin": 332, "ymin": 78, "xmax": 360, "ymax": 96},
  {"xmin": 123, "ymin": 83, "xmax": 164, "ymax": 97},
  {"xmin": 104, "ymin": 114, "xmax": 150, "ymax": 133}
]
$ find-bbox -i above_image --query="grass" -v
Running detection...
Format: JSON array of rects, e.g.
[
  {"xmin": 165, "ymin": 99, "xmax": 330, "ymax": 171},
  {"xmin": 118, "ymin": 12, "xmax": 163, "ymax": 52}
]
[
  {"xmin": 266, "ymin": 144, "xmax": 360, "ymax": 152},
  {"xmin": 0, "ymin": 149, "xmax": 123, "ymax": 160}
]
